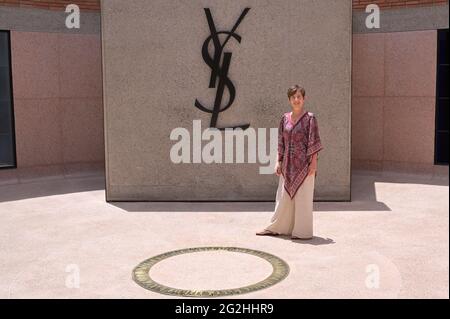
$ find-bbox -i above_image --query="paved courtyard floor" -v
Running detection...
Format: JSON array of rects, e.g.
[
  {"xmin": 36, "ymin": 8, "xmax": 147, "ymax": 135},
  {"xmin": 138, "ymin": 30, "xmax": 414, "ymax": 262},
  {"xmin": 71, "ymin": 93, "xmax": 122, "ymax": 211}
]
[{"xmin": 0, "ymin": 170, "xmax": 448, "ymax": 299}]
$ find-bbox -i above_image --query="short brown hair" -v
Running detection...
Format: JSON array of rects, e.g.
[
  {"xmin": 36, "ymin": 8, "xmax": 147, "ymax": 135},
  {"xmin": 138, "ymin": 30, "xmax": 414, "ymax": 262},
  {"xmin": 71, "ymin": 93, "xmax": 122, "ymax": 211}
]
[{"xmin": 287, "ymin": 85, "xmax": 306, "ymax": 99}]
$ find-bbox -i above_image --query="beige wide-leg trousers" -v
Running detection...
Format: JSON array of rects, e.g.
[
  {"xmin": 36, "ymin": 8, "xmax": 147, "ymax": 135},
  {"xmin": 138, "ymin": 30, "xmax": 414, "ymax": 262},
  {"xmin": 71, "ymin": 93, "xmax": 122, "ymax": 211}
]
[{"xmin": 265, "ymin": 173, "xmax": 316, "ymax": 239}]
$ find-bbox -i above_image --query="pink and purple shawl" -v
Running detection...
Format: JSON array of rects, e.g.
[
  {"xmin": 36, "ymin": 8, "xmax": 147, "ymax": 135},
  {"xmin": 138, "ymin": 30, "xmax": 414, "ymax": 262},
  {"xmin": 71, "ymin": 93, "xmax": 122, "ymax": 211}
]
[{"xmin": 278, "ymin": 111, "xmax": 323, "ymax": 199}]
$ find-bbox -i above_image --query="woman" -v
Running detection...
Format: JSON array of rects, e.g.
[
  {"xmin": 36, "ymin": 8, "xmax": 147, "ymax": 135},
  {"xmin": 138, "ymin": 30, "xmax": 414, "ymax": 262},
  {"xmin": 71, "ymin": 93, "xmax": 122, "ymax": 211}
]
[{"xmin": 256, "ymin": 85, "xmax": 323, "ymax": 240}]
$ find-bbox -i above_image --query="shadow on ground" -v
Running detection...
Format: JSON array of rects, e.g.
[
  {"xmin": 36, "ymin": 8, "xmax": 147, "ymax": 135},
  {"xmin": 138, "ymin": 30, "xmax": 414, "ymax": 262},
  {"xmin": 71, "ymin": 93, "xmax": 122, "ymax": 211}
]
[
  {"xmin": 0, "ymin": 176, "xmax": 105, "ymax": 203},
  {"xmin": 279, "ymin": 235, "xmax": 336, "ymax": 245},
  {"xmin": 0, "ymin": 171, "xmax": 447, "ymax": 216}
]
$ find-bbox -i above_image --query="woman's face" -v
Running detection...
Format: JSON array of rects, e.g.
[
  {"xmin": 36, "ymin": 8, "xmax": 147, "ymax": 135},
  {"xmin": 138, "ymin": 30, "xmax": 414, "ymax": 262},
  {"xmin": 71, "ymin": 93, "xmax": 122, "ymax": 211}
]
[{"xmin": 289, "ymin": 91, "xmax": 305, "ymax": 110}]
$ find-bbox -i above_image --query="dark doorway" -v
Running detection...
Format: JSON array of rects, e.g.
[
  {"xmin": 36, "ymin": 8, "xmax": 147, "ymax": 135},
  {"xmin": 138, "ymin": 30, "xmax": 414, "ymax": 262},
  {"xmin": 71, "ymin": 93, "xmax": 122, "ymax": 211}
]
[
  {"xmin": 0, "ymin": 30, "xmax": 16, "ymax": 169},
  {"xmin": 435, "ymin": 29, "xmax": 449, "ymax": 165}
]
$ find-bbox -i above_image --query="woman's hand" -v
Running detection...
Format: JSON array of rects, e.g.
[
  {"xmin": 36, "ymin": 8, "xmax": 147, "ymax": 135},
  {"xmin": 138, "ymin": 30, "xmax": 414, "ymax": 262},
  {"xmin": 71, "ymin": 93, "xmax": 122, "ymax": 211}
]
[
  {"xmin": 307, "ymin": 166, "xmax": 317, "ymax": 177},
  {"xmin": 275, "ymin": 161, "xmax": 282, "ymax": 176}
]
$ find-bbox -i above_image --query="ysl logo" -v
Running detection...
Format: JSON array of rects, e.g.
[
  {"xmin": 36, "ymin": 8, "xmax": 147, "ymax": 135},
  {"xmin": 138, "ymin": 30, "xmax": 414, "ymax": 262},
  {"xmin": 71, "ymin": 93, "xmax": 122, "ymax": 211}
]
[{"xmin": 194, "ymin": 8, "xmax": 251, "ymax": 130}]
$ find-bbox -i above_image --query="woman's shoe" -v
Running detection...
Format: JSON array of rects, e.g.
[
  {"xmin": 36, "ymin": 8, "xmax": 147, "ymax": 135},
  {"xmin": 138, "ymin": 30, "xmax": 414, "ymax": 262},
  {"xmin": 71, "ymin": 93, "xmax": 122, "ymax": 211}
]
[{"xmin": 256, "ymin": 229, "xmax": 279, "ymax": 236}]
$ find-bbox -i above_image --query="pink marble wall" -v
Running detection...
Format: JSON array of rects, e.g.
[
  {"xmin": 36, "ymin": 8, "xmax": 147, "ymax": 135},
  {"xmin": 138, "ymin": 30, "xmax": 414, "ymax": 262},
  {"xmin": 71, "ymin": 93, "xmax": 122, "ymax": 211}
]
[
  {"xmin": 0, "ymin": 31, "xmax": 104, "ymax": 183},
  {"xmin": 352, "ymin": 30, "xmax": 443, "ymax": 175}
]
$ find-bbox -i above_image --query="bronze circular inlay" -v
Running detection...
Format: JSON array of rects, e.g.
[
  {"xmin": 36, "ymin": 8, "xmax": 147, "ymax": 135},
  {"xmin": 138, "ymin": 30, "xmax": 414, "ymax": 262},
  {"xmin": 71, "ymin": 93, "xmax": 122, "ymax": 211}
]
[{"xmin": 132, "ymin": 247, "xmax": 290, "ymax": 298}]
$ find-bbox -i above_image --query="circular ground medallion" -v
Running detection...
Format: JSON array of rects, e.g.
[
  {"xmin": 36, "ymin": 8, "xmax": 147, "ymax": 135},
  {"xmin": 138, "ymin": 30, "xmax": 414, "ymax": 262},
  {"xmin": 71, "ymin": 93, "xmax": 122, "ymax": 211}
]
[{"xmin": 132, "ymin": 247, "xmax": 290, "ymax": 298}]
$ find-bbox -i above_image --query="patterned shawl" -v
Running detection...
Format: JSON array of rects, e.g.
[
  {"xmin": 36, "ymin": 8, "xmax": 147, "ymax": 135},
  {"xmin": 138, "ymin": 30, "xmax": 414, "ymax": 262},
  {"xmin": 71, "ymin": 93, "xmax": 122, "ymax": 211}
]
[{"xmin": 278, "ymin": 111, "xmax": 323, "ymax": 199}]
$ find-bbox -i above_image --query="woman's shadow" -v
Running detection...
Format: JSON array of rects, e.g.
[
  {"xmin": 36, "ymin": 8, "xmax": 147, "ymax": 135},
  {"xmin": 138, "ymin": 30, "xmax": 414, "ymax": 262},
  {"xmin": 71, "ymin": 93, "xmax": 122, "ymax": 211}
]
[{"xmin": 273, "ymin": 235, "xmax": 335, "ymax": 245}]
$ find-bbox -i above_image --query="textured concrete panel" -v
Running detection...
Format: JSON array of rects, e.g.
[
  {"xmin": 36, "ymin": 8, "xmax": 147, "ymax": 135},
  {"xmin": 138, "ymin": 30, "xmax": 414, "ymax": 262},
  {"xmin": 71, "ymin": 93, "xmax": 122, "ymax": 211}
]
[
  {"xmin": 10, "ymin": 31, "xmax": 60, "ymax": 99},
  {"xmin": 59, "ymin": 34, "xmax": 103, "ymax": 98},
  {"xmin": 9, "ymin": 31, "xmax": 105, "ymax": 174},
  {"xmin": 385, "ymin": 30, "xmax": 437, "ymax": 97},
  {"xmin": 13, "ymin": 98, "xmax": 63, "ymax": 167},
  {"xmin": 62, "ymin": 98, "xmax": 105, "ymax": 163},
  {"xmin": 101, "ymin": 0, "xmax": 352, "ymax": 201},
  {"xmin": 384, "ymin": 97, "xmax": 436, "ymax": 164},
  {"xmin": 352, "ymin": 33, "xmax": 385, "ymax": 97},
  {"xmin": 351, "ymin": 29, "xmax": 440, "ymax": 174},
  {"xmin": 352, "ymin": 97, "xmax": 384, "ymax": 161}
]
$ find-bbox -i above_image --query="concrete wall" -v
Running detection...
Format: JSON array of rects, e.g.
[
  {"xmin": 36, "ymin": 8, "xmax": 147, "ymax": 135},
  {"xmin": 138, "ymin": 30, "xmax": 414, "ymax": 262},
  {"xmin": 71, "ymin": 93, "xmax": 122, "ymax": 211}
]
[
  {"xmin": 0, "ymin": 5, "xmax": 104, "ymax": 184},
  {"xmin": 101, "ymin": 0, "xmax": 353, "ymax": 201},
  {"xmin": 10, "ymin": 31, "xmax": 104, "ymax": 181},
  {"xmin": 352, "ymin": 30, "xmax": 438, "ymax": 173},
  {"xmin": 0, "ymin": 1, "xmax": 447, "ymax": 191},
  {"xmin": 351, "ymin": 3, "xmax": 449, "ymax": 176}
]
